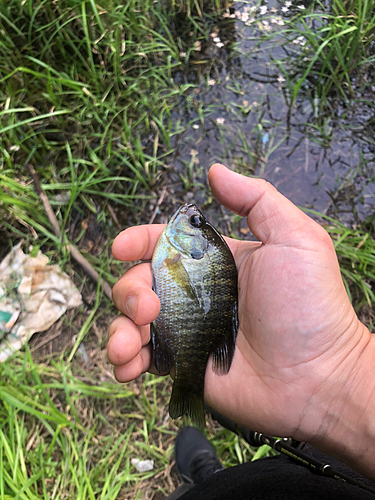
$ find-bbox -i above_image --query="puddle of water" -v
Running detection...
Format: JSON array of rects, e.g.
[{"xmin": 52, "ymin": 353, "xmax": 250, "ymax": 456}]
[{"xmin": 158, "ymin": 0, "xmax": 375, "ymax": 231}]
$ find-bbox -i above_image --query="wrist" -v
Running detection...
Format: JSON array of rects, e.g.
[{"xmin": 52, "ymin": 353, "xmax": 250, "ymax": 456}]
[{"xmin": 302, "ymin": 321, "xmax": 375, "ymax": 479}]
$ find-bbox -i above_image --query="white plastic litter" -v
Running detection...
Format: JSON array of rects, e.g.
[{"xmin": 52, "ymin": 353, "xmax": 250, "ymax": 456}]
[
  {"xmin": 0, "ymin": 243, "xmax": 82, "ymax": 361},
  {"xmin": 131, "ymin": 458, "xmax": 154, "ymax": 472}
]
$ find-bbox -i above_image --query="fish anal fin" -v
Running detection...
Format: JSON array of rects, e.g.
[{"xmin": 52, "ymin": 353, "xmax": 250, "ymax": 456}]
[
  {"xmin": 150, "ymin": 322, "xmax": 174, "ymax": 374},
  {"xmin": 169, "ymin": 379, "xmax": 205, "ymax": 428}
]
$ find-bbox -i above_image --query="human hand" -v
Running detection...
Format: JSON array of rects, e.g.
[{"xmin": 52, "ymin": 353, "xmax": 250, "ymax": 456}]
[{"xmin": 108, "ymin": 164, "xmax": 374, "ymax": 476}]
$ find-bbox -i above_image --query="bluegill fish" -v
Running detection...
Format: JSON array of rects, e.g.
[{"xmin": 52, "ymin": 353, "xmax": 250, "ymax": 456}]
[{"xmin": 151, "ymin": 203, "xmax": 238, "ymax": 427}]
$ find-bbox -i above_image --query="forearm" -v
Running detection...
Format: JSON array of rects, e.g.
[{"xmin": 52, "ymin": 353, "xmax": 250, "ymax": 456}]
[{"xmin": 308, "ymin": 322, "xmax": 375, "ymax": 481}]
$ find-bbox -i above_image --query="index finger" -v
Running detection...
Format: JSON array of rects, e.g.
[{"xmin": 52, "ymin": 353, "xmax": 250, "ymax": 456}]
[{"xmin": 112, "ymin": 224, "xmax": 166, "ymax": 262}]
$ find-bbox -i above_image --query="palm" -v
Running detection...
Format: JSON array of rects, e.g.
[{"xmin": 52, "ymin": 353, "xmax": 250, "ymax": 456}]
[
  {"xmin": 204, "ymin": 233, "xmax": 357, "ymax": 439},
  {"xmin": 238, "ymin": 238, "xmax": 340, "ymax": 365}
]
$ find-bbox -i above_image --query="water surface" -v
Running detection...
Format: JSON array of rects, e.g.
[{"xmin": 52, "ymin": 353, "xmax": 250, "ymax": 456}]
[{"xmin": 159, "ymin": 0, "xmax": 375, "ymax": 230}]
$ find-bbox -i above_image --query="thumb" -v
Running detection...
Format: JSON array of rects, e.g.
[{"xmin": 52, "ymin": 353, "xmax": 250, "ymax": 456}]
[{"xmin": 208, "ymin": 163, "xmax": 323, "ymax": 246}]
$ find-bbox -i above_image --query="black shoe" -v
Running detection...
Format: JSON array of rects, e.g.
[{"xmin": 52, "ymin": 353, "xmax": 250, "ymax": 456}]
[{"xmin": 175, "ymin": 426, "xmax": 224, "ymax": 485}]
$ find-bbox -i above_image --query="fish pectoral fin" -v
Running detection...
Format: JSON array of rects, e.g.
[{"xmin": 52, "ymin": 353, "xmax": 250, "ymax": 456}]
[
  {"xmin": 164, "ymin": 253, "xmax": 200, "ymax": 306},
  {"xmin": 150, "ymin": 322, "xmax": 174, "ymax": 374},
  {"xmin": 212, "ymin": 335, "xmax": 235, "ymax": 375},
  {"xmin": 212, "ymin": 302, "xmax": 239, "ymax": 375},
  {"xmin": 212, "ymin": 328, "xmax": 237, "ymax": 376}
]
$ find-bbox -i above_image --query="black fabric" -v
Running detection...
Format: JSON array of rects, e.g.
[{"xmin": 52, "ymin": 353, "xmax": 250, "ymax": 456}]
[
  {"xmin": 175, "ymin": 426, "xmax": 223, "ymax": 483},
  {"xmin": 176, "ymin": 444, "xmax": 375, "ymax": 500}
]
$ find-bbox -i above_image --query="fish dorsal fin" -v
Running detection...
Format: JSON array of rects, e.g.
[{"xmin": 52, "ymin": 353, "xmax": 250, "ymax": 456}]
[{"xmin": 164, "ymin": 253, "xmax": 200, "ymax": 306}]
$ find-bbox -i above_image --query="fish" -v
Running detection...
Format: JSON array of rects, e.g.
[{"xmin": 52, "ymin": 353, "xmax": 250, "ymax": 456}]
[{"xmin": 151, "ymin": 203, "xmax": 238, "ymax": 427}]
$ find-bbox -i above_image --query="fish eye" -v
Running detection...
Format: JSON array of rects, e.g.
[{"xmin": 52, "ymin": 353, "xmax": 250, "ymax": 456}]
[{"xmin": 189, "ymin": 214, "xmax": 203, "ymax": 228}]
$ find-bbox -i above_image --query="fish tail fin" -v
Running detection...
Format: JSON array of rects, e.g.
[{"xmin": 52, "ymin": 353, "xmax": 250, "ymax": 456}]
[{"xmin": 169, "ymin": 380, "xmax": 205, "ymax": 428}]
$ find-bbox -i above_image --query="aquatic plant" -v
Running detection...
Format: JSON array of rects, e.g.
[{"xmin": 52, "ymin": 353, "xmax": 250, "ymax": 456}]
[
  {"xmin": 167, "ymin": 0, "xmax": 231, "ymax": 17},
  {"xmin": 285, "ymin": 0, "xmax": 375, "ymax": 104}
]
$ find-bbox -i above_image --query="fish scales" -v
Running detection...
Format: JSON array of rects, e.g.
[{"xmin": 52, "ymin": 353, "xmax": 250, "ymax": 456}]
[{"xmin": 151, "ymin": 203, "xmax": 238, "ymax": 427}]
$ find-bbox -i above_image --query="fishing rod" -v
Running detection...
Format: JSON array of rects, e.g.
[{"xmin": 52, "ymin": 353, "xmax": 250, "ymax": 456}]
[{"xmin": 209, "ymin": 408, "xmax": 375, "ymax": 495}]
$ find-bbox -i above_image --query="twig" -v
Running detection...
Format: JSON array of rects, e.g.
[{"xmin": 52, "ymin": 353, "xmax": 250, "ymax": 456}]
[
  {"xmin": 30, "ymin": 326, "xmax": 63, "ymax": 353},
  {"xmin": 28, "ymin": 164, "xmax": 113, "ymax": 301},
  {"xmin": 106, "ymin": 203, "xmax": 120, "ymax": 228},
  {"xmin": 148, "ymin": 185, "xmax": 168, "ymax": 224},
  {"xmin": 28, "ymin": 166, "xmax": 62, "ymax": 238}
]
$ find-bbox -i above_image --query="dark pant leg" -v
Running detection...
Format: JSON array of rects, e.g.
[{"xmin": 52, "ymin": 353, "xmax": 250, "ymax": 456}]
[{"xmin": 169, "ymin": 444, "xmax": 375, "ymax": 500}]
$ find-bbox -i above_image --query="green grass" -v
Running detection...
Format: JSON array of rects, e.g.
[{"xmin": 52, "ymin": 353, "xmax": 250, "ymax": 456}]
[
  {"xmin": 301, "ymin": 209, "xmax": 375, "ymax": 329},
  {"xmin": 0, "ymin": 0, "xmax": 201, "ymax": 254},
  {"xmin": 324, "ymin": 216, "xmax": 375, "ymax": 312},
  {"xmin": 0, "ymin": 348, "xmax": 165, "ymax": 499},
  {"xmin": 278, "ymin": 0, "xmax": 375, "ymax": 105},
  {"xmin": 167, "ymin": 0, "xmax": 230, "ymax": 17},
  {"xmin": 0, "ymin": 347, "xmax": 265, "ymax": 499}
]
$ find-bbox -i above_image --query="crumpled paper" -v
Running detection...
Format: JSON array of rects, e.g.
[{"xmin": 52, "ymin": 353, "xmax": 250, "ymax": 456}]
[
  {"xmin": 131, "ymin": 458, "xmax": 154, "ymax": 472},
  {"xmin": 0, "ymin": 243, "xmax": 82, "ymax": 361}
]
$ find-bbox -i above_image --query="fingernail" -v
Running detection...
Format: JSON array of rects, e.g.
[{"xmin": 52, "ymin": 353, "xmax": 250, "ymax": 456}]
[{"xmin": 126, "ymin": 294, "xmax": 138, "ymax": 321}]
